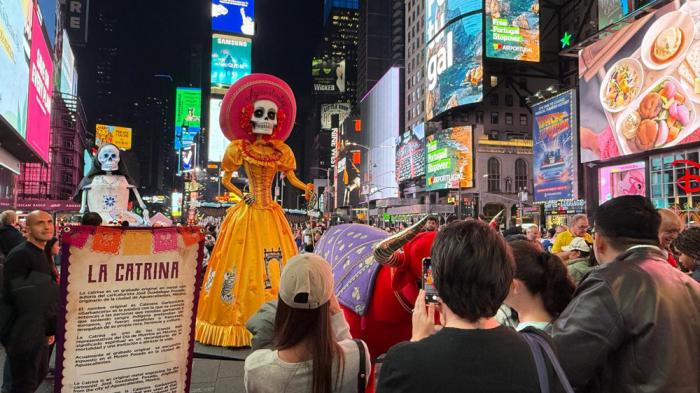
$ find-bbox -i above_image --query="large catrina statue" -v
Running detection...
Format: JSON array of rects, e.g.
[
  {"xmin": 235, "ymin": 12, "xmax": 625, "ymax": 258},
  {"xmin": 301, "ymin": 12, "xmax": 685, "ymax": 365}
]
[{"xmin": 195, "ymin": 74, "xmax": 314, "ymax": 347}]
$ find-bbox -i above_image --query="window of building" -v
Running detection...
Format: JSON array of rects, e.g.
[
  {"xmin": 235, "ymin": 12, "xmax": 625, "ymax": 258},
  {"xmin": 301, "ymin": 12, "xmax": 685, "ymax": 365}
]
[
  {"xmin": 505, "ymin": 113, "xmax": 513, "ymax": 125},
  {"xmin": 488, "ymin": 158, "xmax": 501, "ymax": 192},
  {"xmin": 515, "ymin": 159, "xmax": 528, "ymax": 190},
  {"xmin": 505, "ymin": 94, "xmax": 514, "ymax": 106},
  {"xmin": 491, "ymin": 112, "xmax": 499, "ymax": 124},
  {"xmin": 490, "ymin": 94, "xmax": 499, "ymax": 106},
  {"xmin": 476, "ymin": 111, "xmax": 484, "ymax": 124},
  {"xmin": 520, "ymin": 114, "xmax": 528, "ymax": 126}
]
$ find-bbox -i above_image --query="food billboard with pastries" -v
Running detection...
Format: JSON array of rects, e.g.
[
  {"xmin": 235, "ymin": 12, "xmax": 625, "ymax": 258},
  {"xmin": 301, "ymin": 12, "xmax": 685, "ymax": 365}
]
[{"xmin": 579, "ymin": 0, "xmax": 700, "ymax": 163}]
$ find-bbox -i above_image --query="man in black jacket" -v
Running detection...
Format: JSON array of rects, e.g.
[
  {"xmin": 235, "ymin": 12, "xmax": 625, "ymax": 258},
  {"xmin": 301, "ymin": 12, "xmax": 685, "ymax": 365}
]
[
  {"xmin": 552, "ymin": 196, "xmax": 700, "ymax": 392},
  {"xmin": 2, "ymin": 210, "xmax": 58, "ymax": 393},
  {"xmin": 0, "ymin": 211, "xmax": 24, "ymax": 256}
]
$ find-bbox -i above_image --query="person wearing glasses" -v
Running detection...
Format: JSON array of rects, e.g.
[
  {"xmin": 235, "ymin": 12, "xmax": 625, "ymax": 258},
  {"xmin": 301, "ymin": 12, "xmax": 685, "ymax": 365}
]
[{"xmin": 552, "ymin": 214, "xmax": 593, "ymax": 260}]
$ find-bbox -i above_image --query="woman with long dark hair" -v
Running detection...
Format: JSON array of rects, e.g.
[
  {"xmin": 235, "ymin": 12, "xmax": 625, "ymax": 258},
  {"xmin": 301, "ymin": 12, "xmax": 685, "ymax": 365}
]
[
  {"xmin": 505, "ymin": 240, "xmax": 575, "ymax": 332},
  {"xmin": 244, "ymin": 254, "xmax": 370, "ymax": 393}
]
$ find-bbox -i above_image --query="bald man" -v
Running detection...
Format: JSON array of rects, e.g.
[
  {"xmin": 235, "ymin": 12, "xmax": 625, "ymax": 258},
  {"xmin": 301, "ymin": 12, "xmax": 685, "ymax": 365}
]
[
  {"xmin": 658, "ymin": 208, "xmax": 684, "ymax": 268},
  {"xmin": 2, "ymin": 210, "xmax": 57, "ymax": 393}
]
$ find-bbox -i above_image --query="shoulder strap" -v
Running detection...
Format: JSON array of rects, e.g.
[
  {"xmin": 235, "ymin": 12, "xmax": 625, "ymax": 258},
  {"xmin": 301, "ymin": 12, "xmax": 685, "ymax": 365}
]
[
  {"xmin": 353, "ymin": 338, "xmax": 366, "ymax": 393},
  {"xmin": 527, "ymin": 333, "xmax": 576, "ymax": 393},
  {"xmin": 521, "ymin": 333, "xmax": 549, "ymax": 393}
]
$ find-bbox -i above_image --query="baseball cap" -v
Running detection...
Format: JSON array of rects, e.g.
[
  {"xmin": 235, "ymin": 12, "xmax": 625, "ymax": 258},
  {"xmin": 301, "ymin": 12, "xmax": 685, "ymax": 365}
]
[
  {"xmin": 279, "ymin": 253, "xmax": 334, "ymax": 309},
  {"xmin": 562, "ymin": 237, "xmax": 591, "ymax": 253}
]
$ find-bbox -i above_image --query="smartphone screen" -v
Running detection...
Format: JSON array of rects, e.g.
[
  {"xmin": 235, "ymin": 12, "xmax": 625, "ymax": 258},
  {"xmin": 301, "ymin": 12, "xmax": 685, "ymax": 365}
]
[{"xmin": 422, "ymin": 257, "xmax": 439, "ymax": 303}]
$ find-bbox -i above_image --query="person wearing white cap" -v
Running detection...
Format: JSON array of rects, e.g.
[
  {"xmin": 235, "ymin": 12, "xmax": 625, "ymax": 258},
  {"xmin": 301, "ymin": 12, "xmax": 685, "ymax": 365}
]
[
  {"xmin": 244, "ymin": 253, "xmax": 370, "ymax": 393},
  {"xmin": 562, "ymin": 237, "xmax": 595, "ymax": 285}
]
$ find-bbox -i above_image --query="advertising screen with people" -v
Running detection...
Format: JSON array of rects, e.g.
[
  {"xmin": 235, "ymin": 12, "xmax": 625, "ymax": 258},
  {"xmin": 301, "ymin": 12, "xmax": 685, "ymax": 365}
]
[{"xmin": 579, "ymin": 0, "xmax": 700, "ymax": 163}]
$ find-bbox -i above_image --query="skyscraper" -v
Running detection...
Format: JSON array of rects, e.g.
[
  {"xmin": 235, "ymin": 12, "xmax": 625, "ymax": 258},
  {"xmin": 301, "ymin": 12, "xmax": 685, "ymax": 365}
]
[
  {"xmin": 405, "ymin": 0, "xmax": 425, "ymax": 131},
  {"xmin": 356, "ymin": 0, "xmax": 404, "ymax": 101}
]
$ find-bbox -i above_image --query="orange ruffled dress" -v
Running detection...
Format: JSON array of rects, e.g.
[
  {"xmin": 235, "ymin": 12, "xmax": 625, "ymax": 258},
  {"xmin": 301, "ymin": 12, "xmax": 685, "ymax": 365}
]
[{"xmin": 196, "ymin": 139, "xmax": 299, "ymax": 347}]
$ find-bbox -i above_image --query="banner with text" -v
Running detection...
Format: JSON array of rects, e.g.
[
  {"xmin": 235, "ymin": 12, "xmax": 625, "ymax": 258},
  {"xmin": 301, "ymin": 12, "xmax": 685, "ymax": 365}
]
[
  {"xmin": 56, "ymin": 226, "xmax": 204, "ymax": 393},
  {"xmin": 532, "ymin": 90, "xmax": 577, "ymax": 202}
]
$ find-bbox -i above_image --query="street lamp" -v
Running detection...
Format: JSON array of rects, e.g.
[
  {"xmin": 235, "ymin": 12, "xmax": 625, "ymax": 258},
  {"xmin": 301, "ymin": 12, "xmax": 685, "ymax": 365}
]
[
  {"xmin": 345, "ymin": 142, "xmax": 395, "ymax": 223},
  {"xmin": 310, "ymin": 166, "xmax": 332, "ymax": 214}
]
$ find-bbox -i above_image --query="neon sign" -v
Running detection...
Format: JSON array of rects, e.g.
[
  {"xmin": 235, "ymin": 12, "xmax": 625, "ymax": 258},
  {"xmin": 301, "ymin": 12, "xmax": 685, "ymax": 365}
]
[{"xmin": 672, "ymin": 160, "xmax": 700, "ymax": 194}]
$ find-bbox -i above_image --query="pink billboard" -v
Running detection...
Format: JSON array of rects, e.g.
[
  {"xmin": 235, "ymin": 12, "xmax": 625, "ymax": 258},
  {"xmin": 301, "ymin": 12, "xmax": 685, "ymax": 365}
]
[
  {"xmin": 598, "ymin": 161, "xmax": 646, "ymax": 204},
  {"xmin": 26, "ymin": 7, "xmax": 53, "ymax": 162}
]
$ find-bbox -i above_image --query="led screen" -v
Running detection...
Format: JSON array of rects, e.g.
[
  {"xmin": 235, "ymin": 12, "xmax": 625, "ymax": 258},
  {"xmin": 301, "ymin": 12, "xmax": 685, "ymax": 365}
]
[
  {"xmin": 174, "ymin": 87, "xmax": 202, "ymax": 150},
  {"xmin": 485, "ymin": 0, "xmax": 540, "ymax": 61},
  {"xmin": 533, "ymin": 90, "xmax": 577, "ymax": 202},
  {"xmin": 60, "ymin": 30, "xmax": 77, "ymax": 96},
  {"xmin": 425, "ymin": 14, "xmax": 483, "ymax": 121},
  {"xmin": 425, "ymin": 126, "xmax": 474, "ymax": 191},
  {"xmin": 208, "ymin": 98, "xmax": 229, "ymax": 162},
  {"xmin": 0, "ymin": 0, "xmax": 32, "ymax": 137},
  {"xmin": 211, "ymin": 34, "xmax": 252, "ymax": 95},
  {"xmin": 312, "ymin": 56, "xmax": 346, "ymax": 94},
  {"xmin": 26, "ymin": 6, "xmax": 53, "ymax": 162},
  {"xmin": 211, "ymin": 0, "xmax": 255, "ymax": 36},
  {"xmin": 579, "ymin": 1, "xmax": 700, "ymax": 163},
  {"xmin": 425, "ymin": 0, "xmax": 481, "ymax": 42},
  {"xmin": 396, "ymin": 123, "xmax": 426, "ymax": 182},
  {"xmin": 96, "ymin": 124, "xmax": 132, "ymax": 150},
  {"xmin": 180, "ymin": 145, "xmax": 196, "ymax": 172},
  {"xmin": 598, "ymin": 0, "xmax": 657, "ymax": 30},
  {"xmin": 598, "ymin": 161, "xmax": 646, "ymax": 203}
]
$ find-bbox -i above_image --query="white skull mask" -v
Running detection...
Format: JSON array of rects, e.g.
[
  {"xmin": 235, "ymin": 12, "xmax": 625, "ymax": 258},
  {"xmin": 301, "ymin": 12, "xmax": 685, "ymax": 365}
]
[
  {"xmin": 250, "ymin": 99, "xmax": 278, "ymax": 135},
  {"xmin": 98, "ymin": 145, "xmax": 120, "ymax": 172}
]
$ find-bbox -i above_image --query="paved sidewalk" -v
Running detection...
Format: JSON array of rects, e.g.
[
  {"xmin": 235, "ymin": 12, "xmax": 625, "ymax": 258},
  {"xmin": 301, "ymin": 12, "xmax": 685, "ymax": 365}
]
[{"xmin": 0, "ymin": 343, "xmax": 252, "ymax": 393}]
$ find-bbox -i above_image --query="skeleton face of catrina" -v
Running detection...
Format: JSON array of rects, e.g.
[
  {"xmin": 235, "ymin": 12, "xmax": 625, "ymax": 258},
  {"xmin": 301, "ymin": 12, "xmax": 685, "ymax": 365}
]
[
  {"xmin": 250, "ymin": 99, "xmax": 278, "ymax": 135},
  {"xmin": 98, "ymin": 144, "xmax": 120, "ymax": 172}
]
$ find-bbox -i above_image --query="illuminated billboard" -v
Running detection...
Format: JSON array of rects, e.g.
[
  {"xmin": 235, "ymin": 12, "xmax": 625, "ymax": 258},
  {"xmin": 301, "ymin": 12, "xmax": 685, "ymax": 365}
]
[
  {"xmin": 425, "ymin": 126, "xmax": 474, "ymax": 191},
  {"xmin": 533, "ymin": 90, "xmax": 577, "ymax": 202},
  {"xmin": 171, "ymin": 192, "xmax": 183, "ymax": 218},
  {"xmin": 211, "ymin": 0, "xmax": 255, "ymax": 36},
  {"xmin": 0, "ymin": 0, "xmax": 32, "ymax": 137},
  {"xmin": 598, "ymin": 0, "xmax": 656, "ymax": 30},
  {"xmin": 321, "ymin": 103, "xmax": 351, "ymax": 167},
  {"xmin": 26, "ymin": 6, "xmax": 54, "ymax": 162},
  {"xmin": 425, "ymin": 0, "xmax": 481, "ymax": 42},
  {"xmin": 60, "ymin": 30, "xmax": 77, "ymax": 96},
  {"xmin": 396, "ymin": 123, "xmax": 426, "ymax": 182},
  {"xmin": 174, "ymin": 87, "xmax": 202, "ymax": 150},
  {"xmin": 485, "ymin": 0, "xmax": 540, "ymax": 61},
  {"xmin": 96, "ymin": 124, "xmax": 132, "ymax": 150},
  {"xmin": 598, "ymin": 161, "xmax": 646, "ymax": 203},
  {"xmin": 208, "ymin": 98, "xmax": 229, "ymax": 162},
  {"xmin": 425, "ymin": 14, "xmax": 483, "ymax": 121},
  {"xmin": 579, "ymin": 1, "xmax": 700, "ymax": 163},
  {"xmin": 312, "ymin": 56, "xmax": 346, "ymax": 94},
  {"xmin": 211, "ymin": 34, "xmax": 252, "ymax": 95},
  {"xmin": 180, "ymin": 145, "xmax": 196, "ymax": 173}
]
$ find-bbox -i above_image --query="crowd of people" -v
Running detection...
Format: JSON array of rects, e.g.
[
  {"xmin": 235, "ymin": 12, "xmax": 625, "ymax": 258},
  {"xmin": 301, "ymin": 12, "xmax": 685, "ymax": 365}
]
[
  {"xmin": 1, "ymin": 195, "xmax": 700, "ymax": 392},
  {"xmin": 244, "ymin": 196, "xmax": 699, "ymax": 393}
]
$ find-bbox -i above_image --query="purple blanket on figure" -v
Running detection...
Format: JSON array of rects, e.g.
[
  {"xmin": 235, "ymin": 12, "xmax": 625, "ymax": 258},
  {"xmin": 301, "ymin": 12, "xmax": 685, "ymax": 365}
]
[{"xmin": 315, "ymin": 224, "xmax": 388, "ymax": 316}]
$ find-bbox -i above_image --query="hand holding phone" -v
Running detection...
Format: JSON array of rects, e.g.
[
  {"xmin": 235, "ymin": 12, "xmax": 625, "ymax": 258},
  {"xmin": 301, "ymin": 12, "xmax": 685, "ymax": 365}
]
[{"xmin": 422, "ymin": 257, "xmax": 439, "ymax": 304}]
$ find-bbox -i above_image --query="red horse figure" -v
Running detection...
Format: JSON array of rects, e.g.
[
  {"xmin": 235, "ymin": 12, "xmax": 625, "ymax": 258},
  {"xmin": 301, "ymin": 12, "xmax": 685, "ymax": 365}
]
[{"xmin": 315, "ymin": 217, "xmax": 433, "ymax": 359}]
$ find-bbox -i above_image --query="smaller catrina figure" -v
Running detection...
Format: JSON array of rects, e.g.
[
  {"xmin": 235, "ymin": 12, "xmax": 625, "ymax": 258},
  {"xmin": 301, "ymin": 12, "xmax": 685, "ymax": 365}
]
[{"xmin": 76, "ymin": 143, "xmax": 150, "ymax": 226}]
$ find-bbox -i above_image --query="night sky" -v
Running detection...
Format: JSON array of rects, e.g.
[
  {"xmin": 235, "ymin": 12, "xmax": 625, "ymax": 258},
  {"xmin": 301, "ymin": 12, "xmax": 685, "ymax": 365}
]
[{"xmin": 80, "ymin": 0, "xmax": 323, "ymax": 163}]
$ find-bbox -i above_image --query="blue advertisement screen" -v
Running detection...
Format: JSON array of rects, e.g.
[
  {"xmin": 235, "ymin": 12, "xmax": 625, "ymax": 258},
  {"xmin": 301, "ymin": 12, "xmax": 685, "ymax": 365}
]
[
  {"xmin": 425, "ymin": 0, "xmax": 481, "ymax": 42},
  {"xmin": 211, "ymin": 34, "xmax": 252, "ymax": 95},
  {"xmin": 485, "ymin": 0, "xmax": 540, "ymax": 62},
  {"xmin": 533, "ymin": 90, "xmax": 577, "ymax": 202},
  {"xmin": 425, "ymin": 13, "xmax": 483, "ymax": 121},
  {"xmin": 212, "ymin": 0, "xmax": 255, "ymax": 36},
  {"xmin": 0, "ymin": 0, "xmax": 32, "ymax": 137}
]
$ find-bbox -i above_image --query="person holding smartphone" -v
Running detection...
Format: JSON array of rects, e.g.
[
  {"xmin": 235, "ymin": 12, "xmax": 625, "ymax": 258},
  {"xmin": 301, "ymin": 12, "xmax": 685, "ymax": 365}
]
[{"xmin": 378, "ymin": 220, "xmax": 563, "ymax": 392}]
